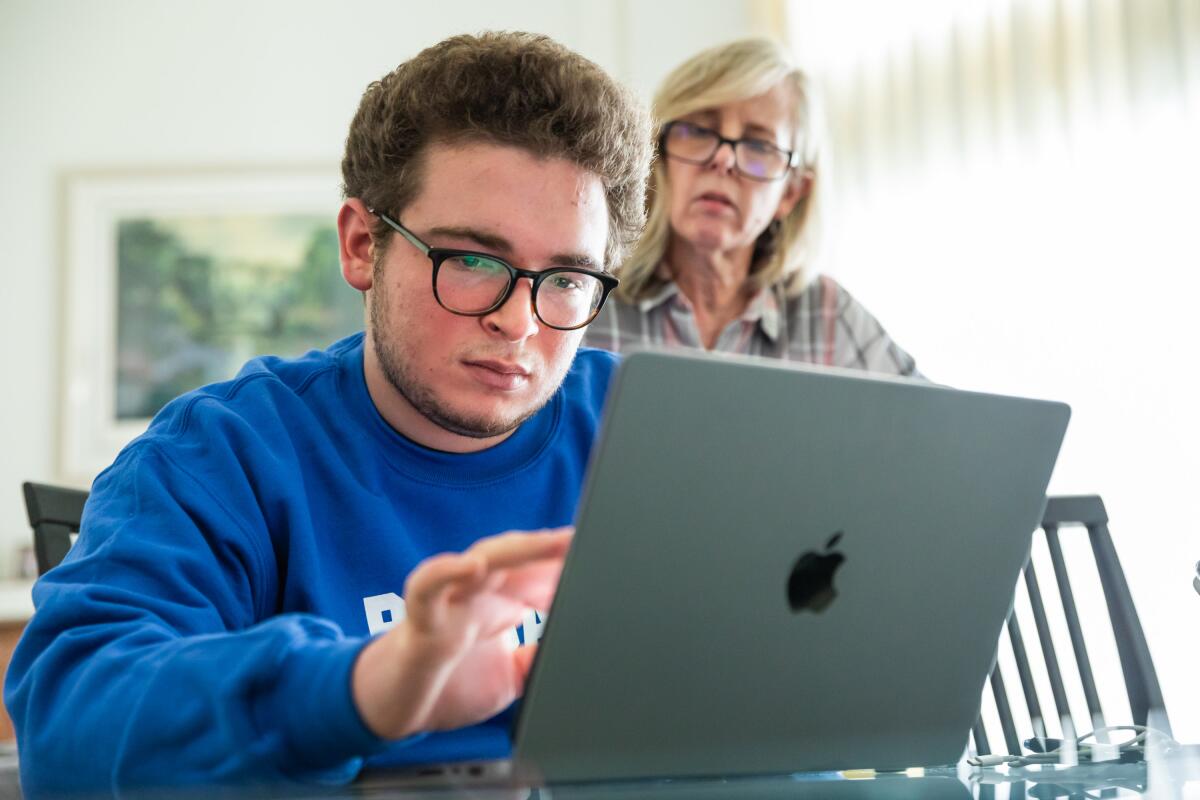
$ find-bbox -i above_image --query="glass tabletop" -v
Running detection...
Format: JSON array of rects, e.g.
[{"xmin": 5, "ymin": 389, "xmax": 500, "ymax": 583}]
[
  {"xmin": 5, "ymin": 747, "xmax": 1198, "ymax": 799},
  {"xmin": 347, "ymin": 747, "xmax": 1200, "ymax": 800}
]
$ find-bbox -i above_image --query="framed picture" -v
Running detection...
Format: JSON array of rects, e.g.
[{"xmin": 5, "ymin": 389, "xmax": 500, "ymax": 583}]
[{"xmin": 59, "ymin": 168, "xmax": 362, "ymax": 484}]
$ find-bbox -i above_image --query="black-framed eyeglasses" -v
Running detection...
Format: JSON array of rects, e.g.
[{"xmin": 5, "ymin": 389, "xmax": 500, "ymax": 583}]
[
  {"xmin": 367, "ymin": 209, "xmax": 618, "ymax": 331},
  {"xmin": 660, "ymin": 120, "xmax": 801, "ymax": 182}
]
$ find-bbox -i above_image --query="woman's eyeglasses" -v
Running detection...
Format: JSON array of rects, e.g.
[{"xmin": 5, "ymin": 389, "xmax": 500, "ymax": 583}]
[{"xmin": 660, "ymin": 120, "xmax": 801, "ymax": 182}]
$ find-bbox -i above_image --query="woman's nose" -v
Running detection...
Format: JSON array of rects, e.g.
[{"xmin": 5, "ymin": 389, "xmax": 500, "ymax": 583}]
[{"xmin": 707, "ymin": 140, "xmax": 738, "ymax": 173}]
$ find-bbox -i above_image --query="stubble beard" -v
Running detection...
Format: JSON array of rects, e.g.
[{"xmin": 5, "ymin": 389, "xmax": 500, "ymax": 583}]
[{"xmin": 368, "ymin": 274, "xmax": 553, "ymax": 440}]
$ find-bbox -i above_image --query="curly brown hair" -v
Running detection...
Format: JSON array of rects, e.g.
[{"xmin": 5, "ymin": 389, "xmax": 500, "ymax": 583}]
[{"xmin": 341, "ymin": 31, "xmax": 653, "ymax": 269}]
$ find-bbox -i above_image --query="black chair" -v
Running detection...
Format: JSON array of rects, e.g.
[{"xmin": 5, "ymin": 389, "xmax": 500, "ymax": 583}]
[
  {"xmin": 22, "ymin": 482, "xmax": 89, "ymax": 576},
  {"xmin": 973, "ymin": 495, "xmax": 1170, "ymax": 758}
]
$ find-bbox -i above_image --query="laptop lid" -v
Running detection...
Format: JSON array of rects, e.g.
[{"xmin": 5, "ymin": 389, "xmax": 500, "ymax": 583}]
[{"xmin": 513, "ymin": 350, "xmax": 1070, "ymax": 782}]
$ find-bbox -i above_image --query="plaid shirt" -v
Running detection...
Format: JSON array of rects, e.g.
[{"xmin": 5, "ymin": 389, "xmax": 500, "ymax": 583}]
[{"xmin": 583, "ymin": 274, "xmax": 920, "ymax": 377}]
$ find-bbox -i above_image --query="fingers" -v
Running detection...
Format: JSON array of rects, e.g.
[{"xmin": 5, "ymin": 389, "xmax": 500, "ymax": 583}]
[
  {"xmin": 491, "ymin": 559, "xmax": 566, "ymax": 610},
  {"xmin": 403, "ymin": 528, "xmax": 573, "ymax": 632},
  {"xmin": 470, "ymin": 529, "xmax": 572, "ymax": 610},
  {"xmin": 468, "ymin": 528, "xmax": 573, "ymax": 571},
  {"xmin": 404, "ymin": 551, "xmax": 486, "ymax": 625}
]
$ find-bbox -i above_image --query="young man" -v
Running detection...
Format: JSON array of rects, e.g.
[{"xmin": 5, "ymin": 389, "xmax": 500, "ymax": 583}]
[{"xmin": 5, "ymin": 32, "xmax": 652, "ymax": 792}]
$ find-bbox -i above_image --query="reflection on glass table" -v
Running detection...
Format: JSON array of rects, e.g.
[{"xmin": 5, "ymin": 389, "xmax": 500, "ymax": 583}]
[
  {"xmin": 346, "ymin": 743, "xmax": 1200, "ymax": 800},
  {"xmin": 3, "ymin": 744, "xmax": 1197, "ymax": 800}
]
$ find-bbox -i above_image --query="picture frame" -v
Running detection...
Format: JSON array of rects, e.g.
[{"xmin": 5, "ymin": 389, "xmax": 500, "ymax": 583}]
[{"xmin": 59, "ymin": 167, "xmax": 358, "ymax": 485}]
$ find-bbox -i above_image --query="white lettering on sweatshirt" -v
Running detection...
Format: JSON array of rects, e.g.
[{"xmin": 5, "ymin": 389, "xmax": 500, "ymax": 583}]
[{"xmin": 362, "ymin": 592, "xmax": 544, "ymax": 648}]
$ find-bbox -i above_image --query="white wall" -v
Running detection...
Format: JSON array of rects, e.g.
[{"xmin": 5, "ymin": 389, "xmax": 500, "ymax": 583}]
[{"xmin": 0, "ymin": 0, "xmax": 764, "ymax": 574}]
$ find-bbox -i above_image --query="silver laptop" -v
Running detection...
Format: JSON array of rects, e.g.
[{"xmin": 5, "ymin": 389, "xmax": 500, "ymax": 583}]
[{"xmin": 372, "ymin": 349, "xmax": 1070, "ymax": 788}]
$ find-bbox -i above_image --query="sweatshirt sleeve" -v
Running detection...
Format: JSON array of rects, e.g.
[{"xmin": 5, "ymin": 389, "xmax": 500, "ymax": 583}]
[{"xmin": 3, "ymin": 441, "xmax": 388, "ymax": 794}]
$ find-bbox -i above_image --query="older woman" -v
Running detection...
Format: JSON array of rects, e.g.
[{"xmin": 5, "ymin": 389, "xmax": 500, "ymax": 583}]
[{"xmin": 585, "ymin": 38, "xmax": 918, "ymax": 376}]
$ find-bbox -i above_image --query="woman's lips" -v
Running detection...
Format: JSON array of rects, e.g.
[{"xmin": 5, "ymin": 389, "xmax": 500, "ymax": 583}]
[
  {"xmin": 695, "ymin": 193, "xmax": 736, "ymax": 213},
  {"xmin": 463, "ymin": 360, "xmax": 531, "ymax": 391}
]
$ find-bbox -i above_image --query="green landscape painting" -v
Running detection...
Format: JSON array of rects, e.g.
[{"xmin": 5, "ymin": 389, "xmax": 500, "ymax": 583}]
[{"xmin": 115, "ymin": 214, "xmax": 363, "ymax": 420}]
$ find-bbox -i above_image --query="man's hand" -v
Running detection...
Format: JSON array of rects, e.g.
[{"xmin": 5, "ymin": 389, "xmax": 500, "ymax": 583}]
[{"xmin": 351, "ymin": 528, "xmax": 572, "ymax": 740}]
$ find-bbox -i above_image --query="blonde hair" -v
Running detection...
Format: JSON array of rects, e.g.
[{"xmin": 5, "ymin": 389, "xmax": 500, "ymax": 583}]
[{"xmin": 617, "ymin": 37, "xmax": 826, "ymax": 302}]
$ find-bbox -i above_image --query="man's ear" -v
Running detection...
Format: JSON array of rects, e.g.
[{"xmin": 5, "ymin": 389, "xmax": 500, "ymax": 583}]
[
  {"xmin": 774, "ymin": 167, "xmax": 814, "ymax": 221},
  {"xmin": 339, "ymin": 199, "xmax": 376, "ymax": 292}
]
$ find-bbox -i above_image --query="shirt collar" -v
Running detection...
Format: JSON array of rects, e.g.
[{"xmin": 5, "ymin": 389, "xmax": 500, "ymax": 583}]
[
  {"xmin": 642, "ymin": 263, "xmax": 782, "ymax": 342},
  {"xmin": 637, "ymin": 280, "xmax": 682, "ymax": 313},
  {"xmin": 744, "ymin": 285, "xmax": 782, "ymax": 342}
]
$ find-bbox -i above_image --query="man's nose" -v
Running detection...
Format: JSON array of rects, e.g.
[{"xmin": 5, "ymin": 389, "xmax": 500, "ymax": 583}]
[{"xmin": 482, "ymin": 278, "xmax": 540, "ymax": 342}]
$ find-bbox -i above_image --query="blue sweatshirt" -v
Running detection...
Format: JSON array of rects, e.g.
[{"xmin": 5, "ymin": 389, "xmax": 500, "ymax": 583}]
[{"xmin": 4, "ymin": 333, "xmax": 618, "ymax": 793}]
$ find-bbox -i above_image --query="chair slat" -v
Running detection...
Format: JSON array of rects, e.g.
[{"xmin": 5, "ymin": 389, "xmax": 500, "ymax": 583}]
[
  {"xmin": 1006, "ymin": 614, "xmax": 1047, "ymax": 739},
  {"xmin": 33, "ymin": 521, "xmax": 75, "ymax": 579},
  {"xmin": 972, "ymin": 716, "xmax": 992, "ymax": 757},
  {"xmin": 1023, "ymin": 555, "xmax": 1075, "ymax": 736},
  {"xmin": 1089, "ymin": 521, "xmax": 1172, "ymax": 735},
  {"xmin": 989, "ymin": 666, "xmax": 1022, "ymax": 756},
  {"xmin": 1045, "ymin": 526, "xmax": 1106, "ymax": 732}
]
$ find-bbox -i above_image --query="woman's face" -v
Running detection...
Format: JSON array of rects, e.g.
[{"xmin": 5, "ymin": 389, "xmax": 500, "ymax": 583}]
[{"xmin": 664, "ymin": 82, "xmax": 806, "ymax": 260}]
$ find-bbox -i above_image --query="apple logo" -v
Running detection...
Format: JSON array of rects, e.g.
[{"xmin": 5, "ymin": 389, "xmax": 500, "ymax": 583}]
[{"xmin": 787, "ymin": 531, "xmax": 846, "ymax": 613}]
